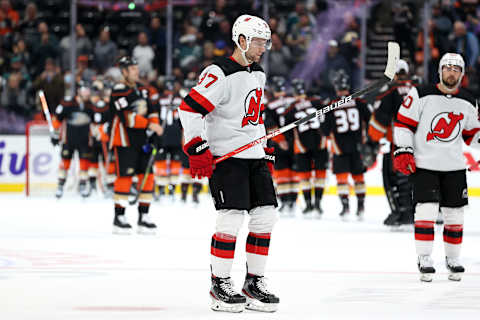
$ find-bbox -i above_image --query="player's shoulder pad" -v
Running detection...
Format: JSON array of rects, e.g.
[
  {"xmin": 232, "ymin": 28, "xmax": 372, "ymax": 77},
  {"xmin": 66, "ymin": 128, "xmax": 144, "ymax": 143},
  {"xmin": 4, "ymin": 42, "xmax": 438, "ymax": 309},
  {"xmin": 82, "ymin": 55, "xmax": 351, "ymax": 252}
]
[
  {"xmin": 457, "ymin": 88, "xmax": 476, "ymax": 107},
  {"xmin": 415, "ymin": 84, "xmax": 437, "ymax": 98},
  {"xmin": 212, "ymin": 57, "xmax": 263, "ymax": 76}
]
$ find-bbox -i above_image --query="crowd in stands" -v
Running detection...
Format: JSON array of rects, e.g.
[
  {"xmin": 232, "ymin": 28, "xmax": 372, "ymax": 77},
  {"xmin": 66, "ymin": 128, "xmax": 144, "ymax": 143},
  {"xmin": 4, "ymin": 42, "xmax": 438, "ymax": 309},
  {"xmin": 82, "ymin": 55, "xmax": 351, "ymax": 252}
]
[{"xmin": 1, "ymin": 0, "xmax": 480, "ymax": 134}]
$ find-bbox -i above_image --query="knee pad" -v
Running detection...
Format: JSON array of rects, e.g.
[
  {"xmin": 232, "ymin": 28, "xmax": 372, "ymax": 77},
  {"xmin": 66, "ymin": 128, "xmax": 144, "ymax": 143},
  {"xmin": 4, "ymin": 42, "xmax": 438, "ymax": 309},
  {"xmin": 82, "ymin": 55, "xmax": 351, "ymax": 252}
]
[
  {"xmin": 442, "ymin": 207, "xmax": 464, "ymax": 225},
  {"xmin": 215, "ymin": 209, "xmax": 245, "ymax": 236},
  {"xmin": 415, "ymin": 202, "xmax": 439, "ymax": 221},
  {"xmin": 248, "ymin": 205, "xmax": 278, "ymax": 233}
]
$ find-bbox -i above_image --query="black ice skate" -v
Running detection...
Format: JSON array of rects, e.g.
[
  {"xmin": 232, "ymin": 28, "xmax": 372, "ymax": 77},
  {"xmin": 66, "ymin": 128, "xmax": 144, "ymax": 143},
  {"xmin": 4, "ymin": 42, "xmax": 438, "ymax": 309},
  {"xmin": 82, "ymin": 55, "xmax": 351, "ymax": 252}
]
[
  {"xmin": 417, "ymin": 255, "xmax": 435, "ymax": 282},
  {"xmin": 356, "ymin": 200, "xmax": 365, "ymax": 221},
  {"xmin": 383, "ymin": 212, "xmax": 401, "ymax": 226},
  {"xmin": 446, "ymin": 257, "xmax": 464, "ymax": 281},
  {"xmin": 339, "ymin": 198, "xmax": 350, "ymax": 222},
  {"xmin": 79, "ymin": 180, "xmax": 90, "ymax": 198},
  {"xmin": 137, "ymin": 214, "xmax": 157, "ymax": 235},
  {"xmin": 55, "ymin": 184, "xmax": 64, "ymax": 199},
  {"xmin": 302, "ymin": 202, "xmax": 314, "ymax": 216},
  {"xmin": 242, "ymin": 274, "xmax": 279, "ymax": 312},
  {"xmin": 210, "ymin": 276, "xmax": 246, "ymax": 313},
  {"xmin": 113, "ymin": 215, "xmax": 132, "ymax": 235},
  {"xmin": 314, "ymin": 198, "xmax": 323, "ymax": 217}
]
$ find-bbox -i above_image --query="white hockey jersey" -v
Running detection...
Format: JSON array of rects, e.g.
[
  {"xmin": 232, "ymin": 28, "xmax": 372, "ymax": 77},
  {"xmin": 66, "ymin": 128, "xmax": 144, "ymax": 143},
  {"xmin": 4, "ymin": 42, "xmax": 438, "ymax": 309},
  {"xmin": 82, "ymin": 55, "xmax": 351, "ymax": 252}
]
[
  {"xmin": 394, "ymin": 84, "xmax": 480, "ymax": 171},
  {"xmin": 179, "ymin": 56, "xmax": 267, "ymax": 159}
]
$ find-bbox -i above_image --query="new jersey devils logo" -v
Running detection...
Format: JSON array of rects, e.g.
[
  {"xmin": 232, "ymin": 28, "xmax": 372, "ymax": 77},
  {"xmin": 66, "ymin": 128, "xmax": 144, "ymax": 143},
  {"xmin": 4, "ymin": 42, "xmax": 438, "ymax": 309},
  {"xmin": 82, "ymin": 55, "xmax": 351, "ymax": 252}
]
[
  {"xmin": 426, "ymin": 112, "xmax": 464, "ymax": 142},
  {"xmin": 241, "ymin": 88, "xmax": 264, "ymax": 127}
]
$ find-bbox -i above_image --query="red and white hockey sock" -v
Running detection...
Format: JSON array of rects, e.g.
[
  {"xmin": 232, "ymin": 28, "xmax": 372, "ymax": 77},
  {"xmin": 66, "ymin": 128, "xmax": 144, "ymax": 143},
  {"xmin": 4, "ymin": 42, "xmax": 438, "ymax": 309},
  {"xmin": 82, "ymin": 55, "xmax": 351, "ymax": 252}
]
[
  {"xmin": 443, "ymin": 224, "xmax": 463, "ymax": 258},
  {"xmin": 210, "ymin": 232, "xmax": 236, "ymax": 278},
  {"xmin": 246, "ymin": 232, "xmax": 271, "ymax": 276},
  {"xmin": 415, "ymin": 220, "xmax": 435, "ymax": 256}
]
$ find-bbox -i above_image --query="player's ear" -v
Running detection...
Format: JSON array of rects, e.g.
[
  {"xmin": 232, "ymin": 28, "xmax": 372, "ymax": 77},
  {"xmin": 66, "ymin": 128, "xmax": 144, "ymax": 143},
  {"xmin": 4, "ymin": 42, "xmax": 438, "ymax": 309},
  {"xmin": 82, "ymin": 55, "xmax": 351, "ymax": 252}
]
[{"xmin": 238, "ymin": 35, "xmax": 247, "ymax": 50}]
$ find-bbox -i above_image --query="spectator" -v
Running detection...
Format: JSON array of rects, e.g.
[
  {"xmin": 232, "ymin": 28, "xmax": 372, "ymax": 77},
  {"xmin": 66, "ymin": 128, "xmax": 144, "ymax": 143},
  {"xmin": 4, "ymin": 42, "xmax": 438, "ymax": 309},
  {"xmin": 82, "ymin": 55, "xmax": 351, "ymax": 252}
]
[
  {"xmin": 453, "ymin": 20, "xmax": 479, "ymax": 71},
  {"xmin": 94, "ymin": 27, "xmax": 117, "ymax": 73},
  {"xmin": 176, "ymin": 25, "xmax": 202, "ymax": 72},
  {"xmin": 1, "ymin": 72, "xmax": 31, "ymax": 117},
  {"xmin": 146, "ymin": 16, "xmax": 166, "ymax": 70},
  {"xmin": 33, "ymin": 58, "xmax": 64, "ymax": 114},
  {"xmin": 392, "ymin": 2, "xmax": 415, "ymax": 63},
  {"xmin": 322, "ymin": 40, "xmax": 351, "ymax": 94},
  {"xmin": 211, "ymin": 19, "xmax": 231, "ymax": 49},
  {"xmin": 133, "ymin": 31, "xmax": 155, "ymax": 75},
  {"xmin": 339, "ymin": 12, "xmax": 361, "ymax": 89},
  {"xmin": 200, "ymin": 0, "xmax": 231, "ymax": 42},
  {"xmin": 31, "ymin": 22, "xmax": 59, "ymax": 77},
  {"xmin": 12, "ymin": 39, "xmax": 31, "ymax": 74},
  {"xmin": 3, "ymin": 55, "xmax": 30, "ymax": 86},
  {"xmin": 17, "ymin": 2, "xmax": 41, "ymax": 50},
  {"xmin": 262, "ymin": 33, "xmax": 292, "ymax": 78},
  {"xmin": 76, "ymin": 55, "xmax": 96, "ymax": 84},
  {"xmin": 201, "ymin": 41, "xmax": 215, "ymax": 69},
  {"xmin": 286, "ymin": 13, "xmax": 314, "ymax": 61},
  {"xmin": 59, "ymin": 23, "xmax": 92, "ymax": 70},
  {"xmin": 0, "ymin": 0, "xmax": 19, "ymax": 37}
]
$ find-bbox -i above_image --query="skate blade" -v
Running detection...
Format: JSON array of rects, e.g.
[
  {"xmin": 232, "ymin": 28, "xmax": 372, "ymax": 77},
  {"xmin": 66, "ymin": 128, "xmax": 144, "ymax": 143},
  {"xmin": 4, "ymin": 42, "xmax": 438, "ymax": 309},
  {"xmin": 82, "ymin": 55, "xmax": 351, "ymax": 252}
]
[
  {"xmin": 113, "ymin": 226, "xmax": 132, "ymax": 235},
  {"xmin": 245, "ymin": 296, "xmax": 278, "ymax": 313},
  {"xmin": 340, "ymin": 215, "xmax": 349, "ymax": 222},
  {"xmin": 137, "ymin": 226, "xmax": 157, "ymax": 235},
  {"xmin": 210, "ymin": 296, "xmax": 245, "ymax": 313},
  {"xmin": 357, "ymin": 214, "xmax": 364, "ymax": 222},
  {"xmin": 448, "ymin": 273, "xmax": 463, "ymax": 281},
  {"xmin": 420, "ymin": 273, "xmax": 433, "ymax": 282}
]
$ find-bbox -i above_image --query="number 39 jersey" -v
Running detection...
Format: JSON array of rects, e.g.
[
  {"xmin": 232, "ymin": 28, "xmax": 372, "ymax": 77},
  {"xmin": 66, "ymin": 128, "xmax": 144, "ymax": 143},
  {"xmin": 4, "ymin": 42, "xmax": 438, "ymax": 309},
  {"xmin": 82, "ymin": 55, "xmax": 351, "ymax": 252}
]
[
  {"xmin": 285, "ymin": 97, "xmax": 326, "ymax": 153},
  {"xmin": 394, "ymin": 84, "xmax": 480, "ymax": 171},
  {"xmin": 321, "ymin": 97, "xmax": 370, "ymax": 154},
  {"xmin": 179, "ymin": 56, "xmax": 267, "ymax": 159}
]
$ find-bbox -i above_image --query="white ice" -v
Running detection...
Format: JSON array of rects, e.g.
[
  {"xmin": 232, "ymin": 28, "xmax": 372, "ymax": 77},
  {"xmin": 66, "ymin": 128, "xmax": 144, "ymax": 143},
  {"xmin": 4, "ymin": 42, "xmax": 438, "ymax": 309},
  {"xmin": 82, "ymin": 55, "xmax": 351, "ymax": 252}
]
[{"xmin": 1, "ymin": 193, "xmax": 480, "ymax": 320}]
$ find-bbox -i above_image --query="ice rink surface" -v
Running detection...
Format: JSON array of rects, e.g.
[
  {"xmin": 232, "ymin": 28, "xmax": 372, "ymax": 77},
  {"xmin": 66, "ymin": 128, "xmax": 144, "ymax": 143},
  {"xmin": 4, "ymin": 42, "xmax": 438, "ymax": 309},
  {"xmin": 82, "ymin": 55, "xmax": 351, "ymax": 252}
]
[{"xmin": 1, "ymin": 193, "xmax": 480, "ymax": 320}]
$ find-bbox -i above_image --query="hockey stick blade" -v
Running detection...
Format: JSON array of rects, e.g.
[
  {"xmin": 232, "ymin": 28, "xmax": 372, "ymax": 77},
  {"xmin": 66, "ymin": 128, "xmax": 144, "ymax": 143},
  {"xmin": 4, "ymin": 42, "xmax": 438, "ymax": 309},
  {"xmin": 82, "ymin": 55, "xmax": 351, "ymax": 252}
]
[
  {"xmin": 384, "ymin": 41, "xmax": 400, "ymax": 80},
  {"xmin": 214, "ymin": 41, "xmax": 400, "ymax": 165}
]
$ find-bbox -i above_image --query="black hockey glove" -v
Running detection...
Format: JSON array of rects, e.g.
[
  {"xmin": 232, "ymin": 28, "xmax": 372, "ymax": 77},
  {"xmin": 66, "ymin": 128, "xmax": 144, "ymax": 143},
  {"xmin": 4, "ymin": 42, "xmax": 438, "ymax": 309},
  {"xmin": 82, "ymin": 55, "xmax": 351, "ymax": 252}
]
[
  {"xmin": 264, "ymin": 147, "xmax": 275, "ymax": 175},
  {"xmin": 357, "ymin": 140, "xmax": 379, "ymax": 168},
  {"xmin": 50, "ymin": 131, "xmax": 59, "ymax": 146}
]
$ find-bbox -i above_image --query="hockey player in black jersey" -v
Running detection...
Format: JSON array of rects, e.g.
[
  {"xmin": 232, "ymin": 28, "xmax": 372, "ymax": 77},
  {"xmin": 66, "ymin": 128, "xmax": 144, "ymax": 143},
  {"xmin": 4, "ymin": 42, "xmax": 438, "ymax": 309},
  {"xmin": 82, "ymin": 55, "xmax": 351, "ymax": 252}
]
[
  {"xmin": 87, "ymin": 80, "xmax": 112, "ymax": 196},
  {"xmin": 264, "ymin": 76, "xmax": 298, "ymax": 214},
  {"xmin": 322, "ymin": 71, "xmax": 371, "ymax": 221},
  {"xmin": 51, "ymin": 82, "xmax": 94, "ymax": 198},
  {"xmin": 109, "ymin": 56, "xmax": 163, "ymax": 235},
  {"xmin": 179, "ymin": 15, "xmax": 279, "ymax": 313},
  {"xmin": 285, "ymin": 79, "xmax": 328, "ymax": 217},
  {"xmin": 154, "ymin": 76, "xmax": 183, "ymax": 201},
  {"xmin": 368, "ymin": 59, "xmax": 417, "ymax": 228}
]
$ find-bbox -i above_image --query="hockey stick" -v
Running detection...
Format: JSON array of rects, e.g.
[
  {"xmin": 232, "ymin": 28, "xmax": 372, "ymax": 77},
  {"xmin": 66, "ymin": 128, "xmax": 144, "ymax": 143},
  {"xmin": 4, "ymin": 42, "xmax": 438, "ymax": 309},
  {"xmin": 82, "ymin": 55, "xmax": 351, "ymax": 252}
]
[
  {"xmin": 38, "ymin": 90, "xmax": 55, "ymax": 135},
  {"xmin": 214, "ymin": 42, "xmax": 400, "ymax": 165},
  {"xmin": 128, "ymin": 146, "xmax": 158, "ymax": 205}
]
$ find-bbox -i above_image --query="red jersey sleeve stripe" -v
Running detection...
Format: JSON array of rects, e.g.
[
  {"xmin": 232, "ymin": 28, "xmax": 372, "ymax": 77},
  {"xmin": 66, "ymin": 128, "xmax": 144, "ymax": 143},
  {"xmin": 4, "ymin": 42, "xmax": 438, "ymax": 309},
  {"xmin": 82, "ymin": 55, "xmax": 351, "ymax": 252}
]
[
  {"xmin": 397, "ymin": 113, "xmax": 418, "ymax": 128},
  {"xmin": 462, "ymin": 128, "xmax": 480, "ymax": 145},
  {"xmin": 179, "ymin": 100, "xmax": 197, "ymax": 113},
  {"xmin": 190, "ymin": 89, "xmax": 215, "ymax": 112},
  {"xmin": 394, "ymin": 121, "xmax": 416, "ymax": 133}
]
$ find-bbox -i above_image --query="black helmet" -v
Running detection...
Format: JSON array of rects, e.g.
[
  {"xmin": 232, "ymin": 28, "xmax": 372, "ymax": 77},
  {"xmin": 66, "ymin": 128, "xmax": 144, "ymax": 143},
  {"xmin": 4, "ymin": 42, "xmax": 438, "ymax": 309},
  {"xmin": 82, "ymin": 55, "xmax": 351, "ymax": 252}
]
[
  {"xmin": 291, "ymin": 78, "xmax": 305, "ymax": 96},
  {"xmin": 117, "ymin": 56, "xmax": 138, "ymax": 70},
  {"xmin": 332, "ymin": 69, "xmax": 350, "ymax": 92},
  {"xmin": 270, "ymin": 76, "xmax": 286, "ymax": 93},
  {"xmin": 164, "ymin": 76, "xmax": 176, "ymax": 92}
]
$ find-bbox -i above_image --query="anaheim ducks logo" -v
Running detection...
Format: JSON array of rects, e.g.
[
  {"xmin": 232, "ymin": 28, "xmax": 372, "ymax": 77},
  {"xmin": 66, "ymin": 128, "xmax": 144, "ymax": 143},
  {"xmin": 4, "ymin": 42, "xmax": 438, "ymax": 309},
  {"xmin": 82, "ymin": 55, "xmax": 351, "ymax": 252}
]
[
  {"xmin": 241, "ymin": 88, "xmax": 264, "ymax": 127},
  {"xmin": 426, "ymin": 112, "xmax": 464, "ymax": 142}
]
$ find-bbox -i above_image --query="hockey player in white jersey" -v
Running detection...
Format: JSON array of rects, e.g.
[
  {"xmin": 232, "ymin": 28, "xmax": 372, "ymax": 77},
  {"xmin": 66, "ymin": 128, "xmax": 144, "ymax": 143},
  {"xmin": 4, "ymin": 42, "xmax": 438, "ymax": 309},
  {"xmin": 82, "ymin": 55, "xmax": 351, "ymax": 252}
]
[
  {"xmin": 394, "ymin": 53, "xmax": 480, "ymax": 282},
  {"xmin": 179, "ymin": 15, "xmax": 279, "ymax": 313}
]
